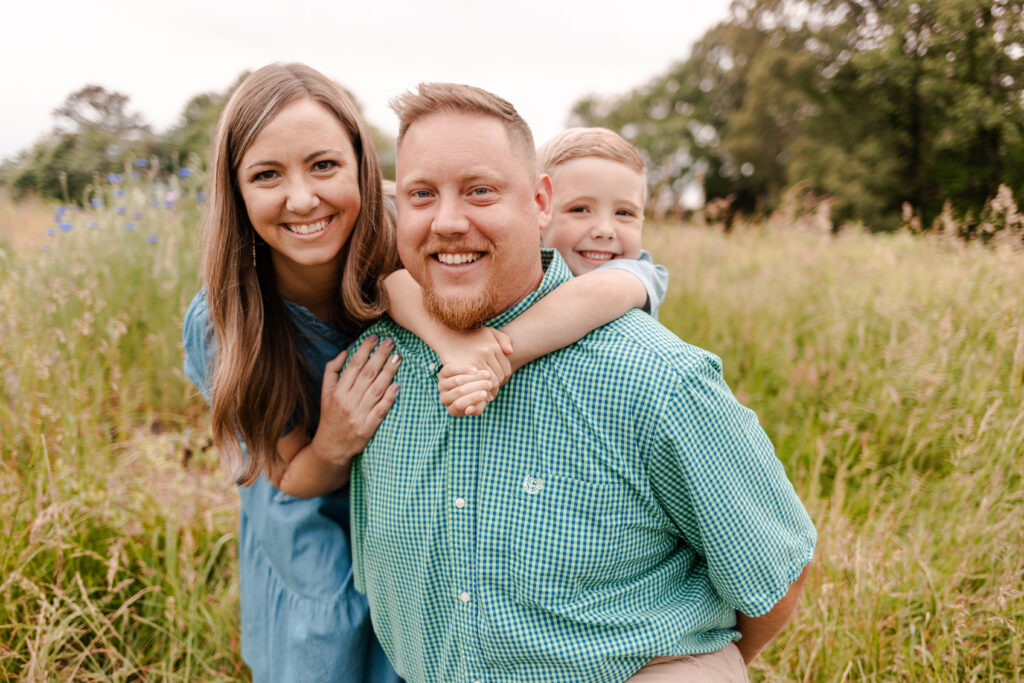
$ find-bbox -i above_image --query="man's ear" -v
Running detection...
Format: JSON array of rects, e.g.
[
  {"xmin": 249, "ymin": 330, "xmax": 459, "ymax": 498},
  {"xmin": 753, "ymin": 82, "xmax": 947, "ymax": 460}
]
[{"xmin": 535, "ymin": 173, "xmax": 553, "ymax": 231}]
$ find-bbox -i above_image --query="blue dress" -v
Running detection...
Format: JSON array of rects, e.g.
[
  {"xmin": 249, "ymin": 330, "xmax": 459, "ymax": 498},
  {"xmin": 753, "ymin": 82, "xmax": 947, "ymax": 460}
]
[{"xmin": 183, "ymin": 292, "xmax": 401, "ymax": 683}]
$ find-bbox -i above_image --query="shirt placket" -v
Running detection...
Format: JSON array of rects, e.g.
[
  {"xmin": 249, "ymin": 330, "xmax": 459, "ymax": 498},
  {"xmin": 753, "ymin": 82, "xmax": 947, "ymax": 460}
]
[{"xmin": 447, "ymin": 411, "xmax": 485, "ymax": 682}]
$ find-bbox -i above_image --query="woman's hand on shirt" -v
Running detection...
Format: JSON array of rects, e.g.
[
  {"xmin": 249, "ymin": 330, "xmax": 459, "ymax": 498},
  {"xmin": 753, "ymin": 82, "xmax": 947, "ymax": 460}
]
[{"xmin": 311, "ymin": 335, "xmax": 401, "ymax": 465}]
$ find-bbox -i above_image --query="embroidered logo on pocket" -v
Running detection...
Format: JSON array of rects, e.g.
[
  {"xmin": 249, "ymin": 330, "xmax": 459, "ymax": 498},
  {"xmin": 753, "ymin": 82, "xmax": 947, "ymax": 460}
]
[{"xmin": 522, "ymin": 474, "xmax": 544, "ymax": 495}]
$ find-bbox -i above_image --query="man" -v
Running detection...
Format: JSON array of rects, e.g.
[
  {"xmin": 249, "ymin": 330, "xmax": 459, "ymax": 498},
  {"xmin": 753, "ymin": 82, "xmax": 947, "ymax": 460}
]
[{"xmin": 350, "ymin": 83, "xmax": 816, "ymax": 682}]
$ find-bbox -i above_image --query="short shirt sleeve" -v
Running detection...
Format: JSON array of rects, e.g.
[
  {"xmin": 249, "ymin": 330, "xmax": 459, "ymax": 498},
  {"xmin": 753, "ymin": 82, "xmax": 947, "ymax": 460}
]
[
  {"xmin": 647, "ymin": 352, "xmax": 816, "ymax": 617},
  {"xmin": 595, "ymin": 250, "xmax": 669, "ymax": 319},
  {"xmin": 182, "ymin": 291, "xmax": 214, "ymax": 404}
]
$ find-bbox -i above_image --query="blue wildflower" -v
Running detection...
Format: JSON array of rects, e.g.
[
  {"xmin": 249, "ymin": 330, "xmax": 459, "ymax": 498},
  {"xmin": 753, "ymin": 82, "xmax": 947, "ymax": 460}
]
[
  {"xmin": 133, "ymin": 211, "xmax": 143, "ymax": 220},
  {"xmin": 90, "ymin": 197, "xmax": 103, "ymax": 208},
  {"xmin": 196, "ymin": 191, "xmax": 208, "ymax": 202},
  {"xmin": 177, "ymin": 167, "xmax": 192, "ymax": 178},
  {"xmin": 135, "ymin": 158, "xmax": 149, "ymax": 168},
  {"xmin": 148, "ymin": 197, "xmax": 159, "ymax": 207},
  {"xmin": 46, "ymin": 227, "xmax": 56, "ymax": 236},
  {"xmin": 56, "ymin": 206, "xmax": 67, "ymax": 215},
  {"xmin": 146, "ymin": 235, "xmax": 159, "ymax": 244},
  {"xmin": 116, "ymin": 206, "xmax": 126, "ymax": 215},
  {"xmin": 107, "ymin": 173, "xmax": 123, "ymax": 184},
  {"xmin": 59, "ymin": 221, "xmax": 73, "ymax": 232},
  {"xmin": 88, "ymin": 220, "xmax": 98, "ymax": 229},
  {"xmin": 115, "ymin": 189, "xmax": 125, "ymax": 198},
  {"xmin": 164, "ymin": 201, "xmax": 175, "ymax": 210},
  {"xmin": 42, "ymin": 245, "xmax": 51, "ymax": 252},
  {"xmin": 132, "ymin": 170, "xmax": 141, "ymax": 179},
  {"xmin": 124, "ymin": 222, "xmax": 136, "ymax": 231}
]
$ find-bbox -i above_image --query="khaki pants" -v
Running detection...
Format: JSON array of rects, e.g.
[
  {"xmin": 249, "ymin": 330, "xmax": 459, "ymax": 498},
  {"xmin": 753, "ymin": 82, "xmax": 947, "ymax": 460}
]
[{"xmin": 626, "ymin": 643, "xmax": 750, "ymax": 682}]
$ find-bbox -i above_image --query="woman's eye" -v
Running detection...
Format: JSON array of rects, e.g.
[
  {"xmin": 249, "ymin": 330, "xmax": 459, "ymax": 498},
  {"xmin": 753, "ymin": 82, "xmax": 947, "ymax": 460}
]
[
  {"xmin": 312, "ymin": 160, "xmax": 337, "ymax": 172},
  {"xmin": 252, "ymin": 170, "xmax": 278, "ymax": 182}
]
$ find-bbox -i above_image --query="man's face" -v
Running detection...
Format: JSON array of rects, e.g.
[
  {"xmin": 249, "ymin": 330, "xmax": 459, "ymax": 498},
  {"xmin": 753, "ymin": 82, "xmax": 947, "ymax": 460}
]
[{"xmin": 395, "ymin": 112, "xmax": 551, "ymax": 329}]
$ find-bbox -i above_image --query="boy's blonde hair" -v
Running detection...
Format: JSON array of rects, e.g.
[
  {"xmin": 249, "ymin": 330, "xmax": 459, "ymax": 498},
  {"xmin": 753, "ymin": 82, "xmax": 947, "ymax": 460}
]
[
  {"xmin": 537, "ymin": 127, "xmax": 647, "ymax": 183},
  {"xmin": 390, "ymin": 82, "xmax": 536, "ymax": 171}
]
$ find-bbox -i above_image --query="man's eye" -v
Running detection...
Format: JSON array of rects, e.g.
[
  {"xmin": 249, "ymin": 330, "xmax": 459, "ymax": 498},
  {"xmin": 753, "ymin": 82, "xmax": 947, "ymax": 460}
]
[
  {"xmin": 470, "ymin": 187, "xmax": 491, "ymax": 196},
  {"xmin": 411, "ymin": 190, "xmax": 433, "ymax": 200}
]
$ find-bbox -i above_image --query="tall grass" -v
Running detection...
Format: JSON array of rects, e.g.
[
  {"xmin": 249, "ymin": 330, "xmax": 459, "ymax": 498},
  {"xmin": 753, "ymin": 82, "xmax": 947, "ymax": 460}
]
[
  {"xmin": 1, "ymin": 173, "xmax": 1021, "ymax": 680},
  {"xmin": 651, "ymin": 224, "xmax": 1023, "ymax": 681}
]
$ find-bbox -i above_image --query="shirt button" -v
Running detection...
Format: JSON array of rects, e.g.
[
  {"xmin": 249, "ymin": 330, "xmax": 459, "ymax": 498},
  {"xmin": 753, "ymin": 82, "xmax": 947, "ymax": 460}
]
[
  {"xmin": 454, "ymin": 497, "xmax": 466, "ymax": 508},
  {"xmin": 428, "ymin": 362, "xmax": 436, "ymax": 371},
  {"xmin": 459, "ymin": 591, "xmax": 470, "ymax": 603}
]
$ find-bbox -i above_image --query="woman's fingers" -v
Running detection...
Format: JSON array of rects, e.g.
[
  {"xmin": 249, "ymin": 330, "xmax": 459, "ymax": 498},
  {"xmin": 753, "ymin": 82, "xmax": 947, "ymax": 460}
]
[{"xmin": 336, "ymin": 334, "xmax": 384, "ymax": 392}]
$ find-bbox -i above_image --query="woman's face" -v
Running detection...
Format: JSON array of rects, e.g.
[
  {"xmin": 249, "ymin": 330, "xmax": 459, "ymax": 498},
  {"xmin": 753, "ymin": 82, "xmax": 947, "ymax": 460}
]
[{"xmin": 237, "ymin": 97, "xmax": 361, "ymax": 292}]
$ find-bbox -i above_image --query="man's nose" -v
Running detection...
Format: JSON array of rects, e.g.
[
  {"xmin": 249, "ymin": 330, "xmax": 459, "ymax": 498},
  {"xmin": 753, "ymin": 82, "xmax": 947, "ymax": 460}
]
[
  {"xmin": 431, "ymin": 195, "xmax": 470, "ymax": 235},
  {"xmin": 285, "ymin": 177, "xmax": 320, "ymax": 214}
]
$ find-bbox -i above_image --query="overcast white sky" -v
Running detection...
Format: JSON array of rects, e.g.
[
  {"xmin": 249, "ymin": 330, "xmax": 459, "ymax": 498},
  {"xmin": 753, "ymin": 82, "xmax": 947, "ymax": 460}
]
[{"xmin": 1, "ymin": 0, "xmax": 731, "ymax": 162}]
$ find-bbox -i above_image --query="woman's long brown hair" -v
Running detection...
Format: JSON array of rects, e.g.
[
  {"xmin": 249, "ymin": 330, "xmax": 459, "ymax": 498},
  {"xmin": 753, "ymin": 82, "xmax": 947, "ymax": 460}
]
[{"xmin": 201, "ymin": 63, "xmax": 396, "ymax": 486}]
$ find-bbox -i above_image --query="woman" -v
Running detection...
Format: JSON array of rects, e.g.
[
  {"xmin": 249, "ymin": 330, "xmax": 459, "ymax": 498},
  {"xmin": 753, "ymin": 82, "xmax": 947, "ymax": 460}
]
[{"xmin": 183, "ymin": 62, "xmax": 402, "ymax": 682}]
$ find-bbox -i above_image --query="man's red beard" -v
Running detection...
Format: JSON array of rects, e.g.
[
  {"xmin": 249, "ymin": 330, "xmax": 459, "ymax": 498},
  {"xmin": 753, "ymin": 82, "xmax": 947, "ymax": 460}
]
[{"xmin": 422, "ymin": 281, "xmax": 499, "ymax": 330}]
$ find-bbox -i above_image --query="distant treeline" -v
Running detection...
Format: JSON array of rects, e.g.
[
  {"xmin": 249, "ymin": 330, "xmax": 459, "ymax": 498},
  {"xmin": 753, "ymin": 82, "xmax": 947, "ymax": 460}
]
[
  {"xmin": 5, "ymin": 1, "xmax": 1023, "ymax": 234},
  {"xmin": 0, "ymin": 76, "xmax": 395, "ymax": 207},
  {"xmin": 572, "ymin": 0, "xmax": 1024, "ymax": 232}
]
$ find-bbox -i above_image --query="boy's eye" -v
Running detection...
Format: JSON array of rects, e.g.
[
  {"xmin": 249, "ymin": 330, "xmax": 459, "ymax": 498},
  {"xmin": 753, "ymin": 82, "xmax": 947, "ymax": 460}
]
[
  {"xmin": 616, "ymin": 208, "xmax": 637, "ymax": 217},
  {"xmin": 568, "ymin": 205, "xmax": 589, "ymax": 213}
]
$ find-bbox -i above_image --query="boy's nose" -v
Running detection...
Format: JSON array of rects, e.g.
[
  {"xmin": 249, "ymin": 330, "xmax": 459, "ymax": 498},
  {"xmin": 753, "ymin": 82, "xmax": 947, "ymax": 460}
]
[{"xmin": 589, "ymin": 217, "xmax": 616, "ymax": 239}]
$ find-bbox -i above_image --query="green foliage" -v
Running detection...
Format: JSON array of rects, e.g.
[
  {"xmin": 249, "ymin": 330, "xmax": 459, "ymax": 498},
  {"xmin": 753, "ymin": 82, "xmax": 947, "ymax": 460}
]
[{"xmin": 572, "ymin": 0, "xmax": 1024, "ymax": 231}]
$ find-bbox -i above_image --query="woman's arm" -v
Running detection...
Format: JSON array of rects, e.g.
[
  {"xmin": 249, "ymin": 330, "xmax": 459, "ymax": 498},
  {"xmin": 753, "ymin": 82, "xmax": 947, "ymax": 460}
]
[{"xmin": 273, "ymin": 335, "xmax": 401, "ymax": 498}]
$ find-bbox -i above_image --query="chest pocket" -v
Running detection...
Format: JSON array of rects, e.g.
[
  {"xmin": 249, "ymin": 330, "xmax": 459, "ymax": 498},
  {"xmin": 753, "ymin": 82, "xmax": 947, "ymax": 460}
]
[{"xmin": 504, "ymin": 472, "xmax": 621, "ymax": 606}]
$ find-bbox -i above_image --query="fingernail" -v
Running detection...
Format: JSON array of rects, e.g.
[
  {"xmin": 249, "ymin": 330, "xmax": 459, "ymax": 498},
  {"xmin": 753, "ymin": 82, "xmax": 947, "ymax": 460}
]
[
  {"xmin": 382, "ymin": 337, "xmax": 394, "ymax": 347},
  {"xmin": 390, "ymin": 354, "xmax": 401, "ymax": 365},
  {"xmin": 367, "ymin": 333, "xmax": 379, "ymax": 342},
  {"xmin": 390, "ymin": 383, "xmax": 400, "ymax": 394}
]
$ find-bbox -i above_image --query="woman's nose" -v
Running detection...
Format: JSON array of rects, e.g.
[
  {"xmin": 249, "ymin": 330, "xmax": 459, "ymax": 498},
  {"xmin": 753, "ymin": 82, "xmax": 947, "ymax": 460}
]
[{"xmin": 285, "ymin": 178, "xmax": 320, "ymax": 214}]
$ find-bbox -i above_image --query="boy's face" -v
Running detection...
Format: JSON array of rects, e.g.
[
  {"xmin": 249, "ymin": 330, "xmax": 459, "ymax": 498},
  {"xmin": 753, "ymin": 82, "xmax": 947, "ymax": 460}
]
[{"xmin": 541, "ymin": 157, "xmax": 645, "ymax": 275}]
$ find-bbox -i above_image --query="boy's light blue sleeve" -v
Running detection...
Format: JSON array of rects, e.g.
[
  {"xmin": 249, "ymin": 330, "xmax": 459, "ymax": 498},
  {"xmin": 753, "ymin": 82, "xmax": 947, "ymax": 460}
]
[{"xmin": 595, "ymin": 250, "xmax": 669, "ymax": 319}]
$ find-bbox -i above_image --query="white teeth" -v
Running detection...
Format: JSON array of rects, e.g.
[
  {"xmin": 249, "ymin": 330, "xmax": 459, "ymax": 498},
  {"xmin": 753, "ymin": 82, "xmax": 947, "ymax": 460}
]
[
  {"xmin": 437, "ymin": 252, "xmax": 482, "ymax": 265},
  {"xmin": 580, "ymin": 251, "xmax": 614, "ymax": 261},
  {"xmin": 286, "ymin": 218, "xmax": 330, "ymax": 235}
]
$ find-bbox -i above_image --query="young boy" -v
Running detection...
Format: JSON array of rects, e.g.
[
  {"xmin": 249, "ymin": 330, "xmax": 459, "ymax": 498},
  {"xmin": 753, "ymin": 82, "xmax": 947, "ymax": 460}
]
[
  {"xmin": 385, "ymin": 127, "xmax": 668, "ymax": 418},
  {"xmin": 538, "ymin": 127, "xmax": 667, "ymax": 318}
]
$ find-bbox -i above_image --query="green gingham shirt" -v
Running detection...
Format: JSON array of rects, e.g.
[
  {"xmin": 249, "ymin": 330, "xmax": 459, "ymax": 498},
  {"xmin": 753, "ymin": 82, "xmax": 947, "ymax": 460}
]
[{"xmin": 352, "ymin": 250, "xmax": 816, "ymax": 683}]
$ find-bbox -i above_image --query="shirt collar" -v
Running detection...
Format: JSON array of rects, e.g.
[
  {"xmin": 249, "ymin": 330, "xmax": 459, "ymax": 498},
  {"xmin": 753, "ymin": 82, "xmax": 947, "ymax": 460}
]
[{"xmin": 486, "ymin": 248, "xmax": 571, "ymax": 329}]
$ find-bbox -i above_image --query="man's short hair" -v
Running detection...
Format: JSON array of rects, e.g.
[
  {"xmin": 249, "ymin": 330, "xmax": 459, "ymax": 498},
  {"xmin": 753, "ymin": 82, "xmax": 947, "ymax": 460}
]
[
  {"xmin": 390, "ymin": 82, "xmax": 537, "ymax": 170},
  {"xmin": 537, "ymin": 127, "xmax": 647, "ymax": 179}
]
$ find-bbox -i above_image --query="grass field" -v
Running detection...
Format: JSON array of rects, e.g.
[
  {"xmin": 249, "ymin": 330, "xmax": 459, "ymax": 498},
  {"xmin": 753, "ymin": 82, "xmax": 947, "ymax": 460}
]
[{"xmin": 1, "ymin": 175, "xmax": 1022, "ymax": 681}]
